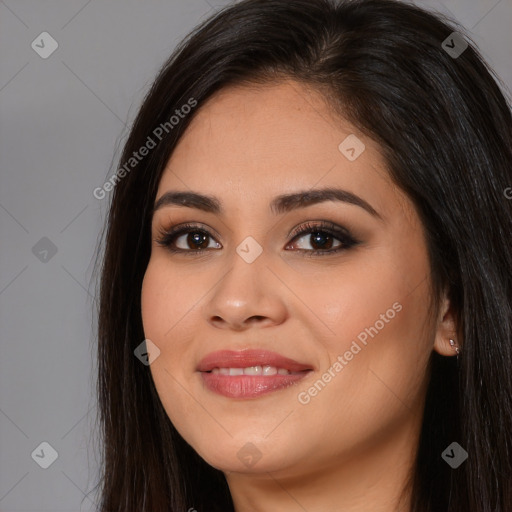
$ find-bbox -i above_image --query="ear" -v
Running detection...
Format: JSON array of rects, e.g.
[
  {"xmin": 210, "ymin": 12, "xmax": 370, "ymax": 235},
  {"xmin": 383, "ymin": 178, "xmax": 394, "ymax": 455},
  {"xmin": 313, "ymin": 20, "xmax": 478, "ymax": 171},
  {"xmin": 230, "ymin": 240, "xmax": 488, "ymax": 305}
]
[{"xmin": 433, "ymin": 290, "xmax": 459, "ymax": 357}]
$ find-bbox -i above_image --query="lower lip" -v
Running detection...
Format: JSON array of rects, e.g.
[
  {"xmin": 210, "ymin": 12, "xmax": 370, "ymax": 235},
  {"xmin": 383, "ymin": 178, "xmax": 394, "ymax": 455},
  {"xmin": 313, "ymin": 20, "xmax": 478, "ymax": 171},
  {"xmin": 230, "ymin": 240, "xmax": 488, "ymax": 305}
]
[{"xmin": 199, "ymin": 371, "xmax": 311, "ymax": 399}]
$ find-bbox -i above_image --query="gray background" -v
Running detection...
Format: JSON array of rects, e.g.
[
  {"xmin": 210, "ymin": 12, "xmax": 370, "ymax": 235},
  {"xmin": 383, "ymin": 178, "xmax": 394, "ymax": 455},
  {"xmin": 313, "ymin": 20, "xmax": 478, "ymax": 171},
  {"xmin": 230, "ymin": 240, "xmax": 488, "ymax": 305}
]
[{"xmin": 0, "ymin": 0, "xmax": 510, "ymax": 510}]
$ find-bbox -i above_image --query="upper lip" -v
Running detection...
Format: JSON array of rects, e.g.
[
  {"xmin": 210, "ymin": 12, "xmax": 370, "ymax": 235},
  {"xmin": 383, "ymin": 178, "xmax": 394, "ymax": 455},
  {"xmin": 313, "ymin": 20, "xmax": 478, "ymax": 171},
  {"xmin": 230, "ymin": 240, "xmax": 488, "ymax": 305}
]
[{"xmin": 197, "ymin": 349, "xmax": 314, "ymax": 372}]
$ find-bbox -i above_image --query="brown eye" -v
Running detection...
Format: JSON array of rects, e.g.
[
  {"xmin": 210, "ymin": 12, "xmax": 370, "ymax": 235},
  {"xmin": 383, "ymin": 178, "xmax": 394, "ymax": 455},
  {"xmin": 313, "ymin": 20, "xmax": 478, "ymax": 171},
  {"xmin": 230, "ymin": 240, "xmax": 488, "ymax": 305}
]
[
  {"xmin": 178, "ymin": 231, "xmax": 213, "ymax": 250},
  {"xmin": 290, "ymin": 230, "xmax": 341, "ymax": 251},
  {"xmin": 155, "ymin": 223, "xmax": 221, "ymax": 253},
  {"xmin": 156, "ymin": 220, "xmax": 359, "ymax": 257},
  {"xmin": 285, "ymin": 220, "xmax": 360, "ymax": 256}
]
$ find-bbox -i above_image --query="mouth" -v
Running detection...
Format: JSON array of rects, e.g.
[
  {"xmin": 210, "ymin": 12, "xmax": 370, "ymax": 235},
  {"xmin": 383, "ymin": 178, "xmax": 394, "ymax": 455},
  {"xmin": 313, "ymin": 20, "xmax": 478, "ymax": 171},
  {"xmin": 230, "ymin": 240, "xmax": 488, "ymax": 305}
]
[
  {"xmin": 197, "ymin": 349, "xmax": 314, "ymax": 399},
  {"xmin": 207, "ymin": 365, "xmax": 306, "ymax": 376}
]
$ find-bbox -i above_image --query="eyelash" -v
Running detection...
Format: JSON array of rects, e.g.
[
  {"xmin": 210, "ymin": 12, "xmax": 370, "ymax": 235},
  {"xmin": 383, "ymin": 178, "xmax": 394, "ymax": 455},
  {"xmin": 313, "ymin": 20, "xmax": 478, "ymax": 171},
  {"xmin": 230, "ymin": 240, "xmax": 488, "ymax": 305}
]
[{"xmin": 155, "ymin": 220, "xmax": 360, "ymax": 257}]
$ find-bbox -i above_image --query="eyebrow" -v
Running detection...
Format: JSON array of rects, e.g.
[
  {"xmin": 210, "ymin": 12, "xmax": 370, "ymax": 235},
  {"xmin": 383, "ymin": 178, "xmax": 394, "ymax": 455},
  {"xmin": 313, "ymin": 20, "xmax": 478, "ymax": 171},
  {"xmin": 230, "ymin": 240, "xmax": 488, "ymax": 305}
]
[{"xmin": 153, "ymin": 187, "xmax": 382, "ymax": 219}]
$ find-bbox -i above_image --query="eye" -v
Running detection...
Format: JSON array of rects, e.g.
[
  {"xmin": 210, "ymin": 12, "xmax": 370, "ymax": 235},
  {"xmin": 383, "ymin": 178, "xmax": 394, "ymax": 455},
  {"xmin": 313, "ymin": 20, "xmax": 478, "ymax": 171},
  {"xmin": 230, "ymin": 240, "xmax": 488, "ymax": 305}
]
[
  {"xmin": 155, "ymin": 220, "xmax": 360, "ymax": 256},
  {"xmin": 285, "ymin": 221, "xmax": 359, "ymax": 257},
  {"xmin": 155, "ymin": 223, "xmax": 221, "ymax": 253}
]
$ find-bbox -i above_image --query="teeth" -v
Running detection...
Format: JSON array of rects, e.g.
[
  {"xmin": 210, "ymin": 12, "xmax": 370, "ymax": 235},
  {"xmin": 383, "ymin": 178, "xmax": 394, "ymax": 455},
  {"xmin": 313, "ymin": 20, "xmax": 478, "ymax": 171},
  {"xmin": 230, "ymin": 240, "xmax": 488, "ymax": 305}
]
[
  {"xmin": 262, "ymin": 365, "xmax": 277, "ymax": 375},
  {"xmin": 210, "ymin": 366, "xmax": 291, "ymax": 375},
  {"xmin": 243, "ymin": 366, "xmax": 262, "ymax": 376}
]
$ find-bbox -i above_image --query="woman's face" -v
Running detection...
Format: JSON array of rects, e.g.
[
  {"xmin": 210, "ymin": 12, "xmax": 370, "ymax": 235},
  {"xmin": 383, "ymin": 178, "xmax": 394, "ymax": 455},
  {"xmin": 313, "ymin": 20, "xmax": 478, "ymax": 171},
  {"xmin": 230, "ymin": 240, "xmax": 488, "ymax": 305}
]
[{"xmin": 141, "ymin": 80, "xmax": 455, "ymax": 478}]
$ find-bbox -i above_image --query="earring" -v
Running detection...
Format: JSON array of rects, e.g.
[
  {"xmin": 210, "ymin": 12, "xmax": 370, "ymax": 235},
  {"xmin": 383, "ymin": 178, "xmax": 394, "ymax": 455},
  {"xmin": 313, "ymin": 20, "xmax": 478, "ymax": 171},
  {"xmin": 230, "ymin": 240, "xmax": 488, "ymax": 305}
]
[{"xmin": 449, "ymin": 339, "xmax": 460, "ymax": 355}]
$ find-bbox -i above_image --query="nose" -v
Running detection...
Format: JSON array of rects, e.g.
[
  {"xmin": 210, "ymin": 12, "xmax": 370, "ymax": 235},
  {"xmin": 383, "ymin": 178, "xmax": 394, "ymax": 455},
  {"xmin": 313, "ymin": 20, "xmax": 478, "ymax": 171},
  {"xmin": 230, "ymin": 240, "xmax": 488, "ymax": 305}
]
[{"xmin": 203, "ymin": 249, "xmax": 288, "ymax": 331}]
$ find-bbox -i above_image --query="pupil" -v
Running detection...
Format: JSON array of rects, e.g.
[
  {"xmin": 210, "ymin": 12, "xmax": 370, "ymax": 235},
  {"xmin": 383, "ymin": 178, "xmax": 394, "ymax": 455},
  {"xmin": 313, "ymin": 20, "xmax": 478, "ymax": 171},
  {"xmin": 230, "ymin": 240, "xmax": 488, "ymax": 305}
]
[
  {"xmin": 189, "ymin": 232, "xmax": 209, "ymax": 249},
  {"xmin": 311, "ymin": 232, "xmax": 333, "ymax": 250}
]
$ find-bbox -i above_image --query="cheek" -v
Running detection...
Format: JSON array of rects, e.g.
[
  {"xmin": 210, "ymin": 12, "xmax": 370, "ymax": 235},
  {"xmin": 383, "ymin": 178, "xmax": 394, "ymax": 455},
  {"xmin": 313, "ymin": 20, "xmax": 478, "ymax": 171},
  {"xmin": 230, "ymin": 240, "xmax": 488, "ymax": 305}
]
[
  {"xmin": 140, "ymin": 260, "xmax": 194, "ymax": 387},
  {"xmin": 291, "ymin": 296, "xmax": 431, "ymax": 462},
  {"xmin": 293, "ymin": 243, "xmax": 429, "ymax": 352},
  {"xmin": 297, "ymin": 247, "xmax": 432, "ymax": 433},
  {"xmin": 140, "ymin": 261, "xmax": 167, "ymax": 339},
  {"xmin": 141, "ymin": 257, "xmax": 197, "ymax": 343},
  {"xmin": 141, "ymin": 259, "xmax": 201, "ymax": 431}
]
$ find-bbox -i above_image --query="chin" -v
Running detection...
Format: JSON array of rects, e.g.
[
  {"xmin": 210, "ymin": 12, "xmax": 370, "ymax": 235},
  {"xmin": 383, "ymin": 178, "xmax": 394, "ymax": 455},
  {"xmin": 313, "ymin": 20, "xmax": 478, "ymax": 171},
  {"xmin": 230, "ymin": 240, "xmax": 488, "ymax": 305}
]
[{"xmin": 190, "ymin": 434, "xmax": 303, "ymax": 475}]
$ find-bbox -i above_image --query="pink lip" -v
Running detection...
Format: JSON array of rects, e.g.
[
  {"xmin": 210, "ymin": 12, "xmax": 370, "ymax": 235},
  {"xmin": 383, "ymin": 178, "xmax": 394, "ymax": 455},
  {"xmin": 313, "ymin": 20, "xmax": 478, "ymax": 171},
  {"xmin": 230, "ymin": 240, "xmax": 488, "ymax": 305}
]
[
  {"xmin": 197, "ymin": 349, "xmax": 313, "ymax": 399},
  {"xmin": 197, "ymin": 349, "xmax": 313, "ymax": 372}
]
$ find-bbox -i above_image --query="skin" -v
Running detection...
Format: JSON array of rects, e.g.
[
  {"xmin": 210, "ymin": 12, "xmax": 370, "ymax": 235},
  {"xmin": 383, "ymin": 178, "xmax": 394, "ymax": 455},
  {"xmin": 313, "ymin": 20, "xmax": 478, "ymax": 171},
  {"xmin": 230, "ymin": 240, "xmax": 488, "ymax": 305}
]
[{"xmin": 141, "ymin": 79, "xmax": 458, "ymax": 512}]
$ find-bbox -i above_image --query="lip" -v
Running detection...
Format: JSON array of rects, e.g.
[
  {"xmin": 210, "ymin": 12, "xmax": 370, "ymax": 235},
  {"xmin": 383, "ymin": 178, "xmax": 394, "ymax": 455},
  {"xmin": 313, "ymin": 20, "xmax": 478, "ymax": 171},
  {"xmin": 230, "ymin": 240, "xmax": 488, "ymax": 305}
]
[
  {"xmin": 197, "ymin": 349, "xmax": 313, "ymax": 399},
  {"xmin": 197, "ymin": 349, "xmax": 313, "ymax": 373}
]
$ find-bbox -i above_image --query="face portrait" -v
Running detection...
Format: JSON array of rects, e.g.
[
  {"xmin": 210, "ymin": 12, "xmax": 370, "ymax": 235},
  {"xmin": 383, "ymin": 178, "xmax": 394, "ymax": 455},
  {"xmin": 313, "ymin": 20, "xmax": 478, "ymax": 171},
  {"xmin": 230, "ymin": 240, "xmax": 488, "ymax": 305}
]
[{"xmin": 140, "ymin": 79, "xmax": 457, "ymax": 503}]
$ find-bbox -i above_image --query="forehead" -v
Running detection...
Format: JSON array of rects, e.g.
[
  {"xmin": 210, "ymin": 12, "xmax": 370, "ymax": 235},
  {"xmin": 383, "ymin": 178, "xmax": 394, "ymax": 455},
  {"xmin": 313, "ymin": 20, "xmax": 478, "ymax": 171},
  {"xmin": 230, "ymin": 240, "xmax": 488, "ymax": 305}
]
[{"xmin": 156, "ymin": 80, "xmax": 399, "ymax": 219}]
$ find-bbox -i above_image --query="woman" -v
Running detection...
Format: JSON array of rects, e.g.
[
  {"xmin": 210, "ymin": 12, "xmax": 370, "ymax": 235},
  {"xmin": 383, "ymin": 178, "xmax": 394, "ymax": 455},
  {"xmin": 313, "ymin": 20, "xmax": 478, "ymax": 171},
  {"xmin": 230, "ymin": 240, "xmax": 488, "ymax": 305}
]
[{"xmin": 95, "ymin": 0, "xmax": 512, "ymax": 510}]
